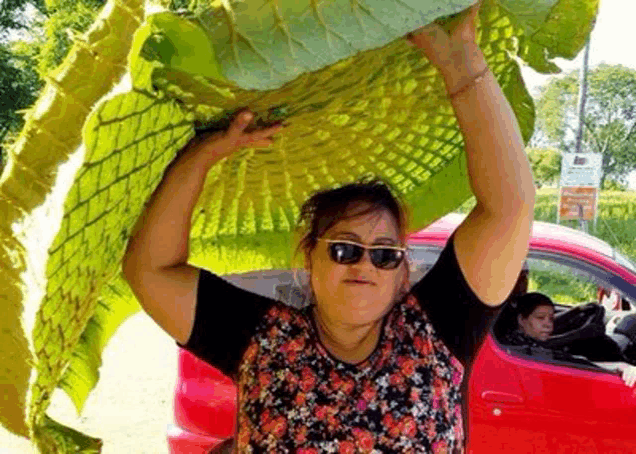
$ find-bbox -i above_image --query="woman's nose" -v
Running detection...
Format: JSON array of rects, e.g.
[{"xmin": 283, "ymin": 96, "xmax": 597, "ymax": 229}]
[{"xmin": 354, "ymin": 250, "xmax": 375, "ymax": 269}]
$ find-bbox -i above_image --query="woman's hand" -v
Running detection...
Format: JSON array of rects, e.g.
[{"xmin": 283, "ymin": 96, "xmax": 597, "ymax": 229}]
[
  {"xmin": 123, "ymin": 108, "xmax": 285, "ymax": 344},
  {"xmin": 187, "ymin": 108, "xmax": 285, "ymax": 165},
  {"xmin": 619, "ymin": 363, "xmax": 636, "ymax": 387},
  {"xmin": 597, "ymin": 362, "xmax": 636, "ymax": 387},
  {"xmin": 405, "ymin": 2, "xmax": 486, "ymax": 94}
]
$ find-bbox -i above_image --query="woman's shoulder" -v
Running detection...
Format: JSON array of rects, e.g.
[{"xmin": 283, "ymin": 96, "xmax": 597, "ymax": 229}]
[
  {"xmin": 390, "ymin": 293, "xmax": 439, "ymax": 338},
  {"xmin": 500, "ymin": 329, "xmax": 528, "ymax": 346},
  {"xmin": 501, "ymin": 329, "xmax": 546, "ymax": 348}
]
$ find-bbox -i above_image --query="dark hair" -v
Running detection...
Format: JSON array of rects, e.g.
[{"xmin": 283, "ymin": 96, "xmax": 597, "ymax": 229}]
[
  {"xmin": 515, "ymin": 292, "xmax": 555, "ymax": 319},
  {"xmin": 295, "ymin": 177, "xmax": 408, "ymax": 260},
  {"xmin": 509, "ymin": 269, "xmax": 529, "ymax": 299}
]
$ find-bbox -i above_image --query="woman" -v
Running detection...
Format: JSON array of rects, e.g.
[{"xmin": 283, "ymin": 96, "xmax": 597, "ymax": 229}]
[
  {"xmin": 505, "ymin": 292, "xmax": 556, "ymax": 346},
  {"xmin": 505, "ymin": 293, "xmax": 636, "ymax": 388},
  {"xmin": 123, "ymin": 4, "xmax": 536, "ymax": 452}
]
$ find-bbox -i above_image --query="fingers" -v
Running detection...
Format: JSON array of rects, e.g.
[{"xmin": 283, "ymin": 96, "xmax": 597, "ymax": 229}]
[
  {"xmin": 216, "ymin": 108, "xmax": 288, "ymax": 151},
  {"xmin": 409, "ymin": 23, "xmax": 446, "ymax": 41},
  {"xmin": 228, "ymin": 109, "xmax": 254, "ymax": 138},
  {"xmin": 467, "ymin": 1, "xmax": 482, "ymax": 19},
  {"xmin": 249, "ymin": 122, "xmax": 285, "ymax": 141},
  {"xmin": 623, "ymin": 366, "xmax": 636, "ymax": 388},
  {"xmin": 240, "ymin": 124, "xmax": 285, "ymax": 149},
  {"xmin": 406, "ymin": 22, "xmax": 448, "ymax": 51},
  {"xmin": 461, "ymin": 1, "xmax": 481, "ymax": 40}
]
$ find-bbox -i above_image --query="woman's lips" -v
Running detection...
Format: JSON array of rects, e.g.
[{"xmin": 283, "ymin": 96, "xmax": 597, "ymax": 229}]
[{"xmin": 343, "ymin": 279, "xmax": 376, "ymax": 285}]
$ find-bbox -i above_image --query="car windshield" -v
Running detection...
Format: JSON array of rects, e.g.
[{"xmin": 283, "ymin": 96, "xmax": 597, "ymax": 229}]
[{"xmin": 229, "ymin": 243, "xmax": 636, "ymax": 310}]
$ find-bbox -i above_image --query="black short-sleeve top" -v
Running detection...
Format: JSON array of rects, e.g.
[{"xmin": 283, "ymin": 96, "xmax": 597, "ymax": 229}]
[{"xmin": 179, "ymin": 234, "xmax": 501, "ymax": 453}]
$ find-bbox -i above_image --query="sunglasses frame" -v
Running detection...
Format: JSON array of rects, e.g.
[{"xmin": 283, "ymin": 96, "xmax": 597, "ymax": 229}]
[{"xmin": 321, "ymin": 239, "xmax": 408, "ymax": 270}]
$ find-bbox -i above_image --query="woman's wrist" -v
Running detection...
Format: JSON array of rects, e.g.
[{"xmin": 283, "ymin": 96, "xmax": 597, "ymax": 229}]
[
  {"xmin": 431, "ymin": 43, "xmax": 489, "ymax": 95},
  {"xmin": 182, "ymin": 133, "xmax": 234, "ymax": 171}
]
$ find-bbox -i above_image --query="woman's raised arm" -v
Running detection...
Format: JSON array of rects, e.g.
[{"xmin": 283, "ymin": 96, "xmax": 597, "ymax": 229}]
[
  {"xmin": 122, "ymin": 110, "xmax": 284, "ymax": 344},
  {"xmin": 408, "ymin": 3, "xmax": 536, "ymax": 306}
]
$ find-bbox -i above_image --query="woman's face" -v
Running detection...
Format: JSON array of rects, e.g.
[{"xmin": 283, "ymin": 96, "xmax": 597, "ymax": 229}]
[
  {"xmin": 306, "ymin": 205, "xmax": 408, "ymax": 327},
  {"xmin": 518, "ymin": 305, "xmax": 555, "ymax": 341}
]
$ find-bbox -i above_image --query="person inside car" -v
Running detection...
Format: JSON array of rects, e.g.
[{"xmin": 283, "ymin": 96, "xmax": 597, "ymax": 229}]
[
  {"xmin": 504, "ymin": 292, "xmax": 636, "ymax": 387},
  {"xmin": 122, "ymin": 3, "xmax": 537, "ymax": 452}
]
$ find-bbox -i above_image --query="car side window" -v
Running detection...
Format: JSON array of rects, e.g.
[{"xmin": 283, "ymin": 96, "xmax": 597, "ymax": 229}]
[
  {"xmin": 526, "ymin": 257, "xmax": 599, "ymax": 306},
  {"xmin": 492, "ymin": 251, "xmax": 636, "ymax": 369},
  {"xmin": 525, "ymin": 253, "xmax": 634, "ymax": 310}
]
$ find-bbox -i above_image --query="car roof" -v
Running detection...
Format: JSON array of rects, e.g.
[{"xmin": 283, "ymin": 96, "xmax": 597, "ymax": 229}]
[
  {"xmin": 226, "ymin": 213, "xmax": 634, "ymax": 284},
  {"xmin": 409, "ymin": 212, "xmax": 617, "ymax": 261}
]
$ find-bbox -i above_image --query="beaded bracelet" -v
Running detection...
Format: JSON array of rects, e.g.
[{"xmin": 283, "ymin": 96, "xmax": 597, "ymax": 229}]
[{"xmin": 448, "ymin": 67, "xmax": 490, "ymax": 100}]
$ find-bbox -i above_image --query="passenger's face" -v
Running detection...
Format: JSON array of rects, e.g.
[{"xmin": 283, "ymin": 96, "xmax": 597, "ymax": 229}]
[
  {"xmin": 306, "ymin": 205, "xmax": 408, "ymax": 327},
  {"xmin": 518, "ymin": 305, "xmax": 555, "ymax": 342}
]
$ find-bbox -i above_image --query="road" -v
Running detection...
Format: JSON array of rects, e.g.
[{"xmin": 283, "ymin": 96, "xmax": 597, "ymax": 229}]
[{"xmin": 0, "ymin": 313, "xmax": 178, "ymax": 454}]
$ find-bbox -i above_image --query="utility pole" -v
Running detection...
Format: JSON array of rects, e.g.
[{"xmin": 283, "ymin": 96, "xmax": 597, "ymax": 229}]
[
  {"xmin": 574, "ymin": 39, "xmax": 591, "ymax": 233},
  {"xmin": 575, "ymin": 39, "xmax": 591, "ymax": 155}
]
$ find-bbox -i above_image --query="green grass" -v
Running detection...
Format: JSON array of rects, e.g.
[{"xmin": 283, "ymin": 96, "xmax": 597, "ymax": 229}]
[
  {"xmin": 533, "ymin": 188, "xmax": 636, "ymax": 264},
  {"xmin": 527, "ymin": 270, "xmax": 597, "ymax": 305},
  {"xmin": 457, "ymin": 188, "xmax": 636, "ymax": 264},
  {"xmin": 455, "ymin": 189, "xmax": 636, "ymax": 306}
]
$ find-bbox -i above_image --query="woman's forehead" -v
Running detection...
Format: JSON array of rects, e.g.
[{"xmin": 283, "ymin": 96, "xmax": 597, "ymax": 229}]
[
  {"xmin": 533, "ymin": 305, "xmax": 555, "ymax": 315},
  {"xmin": 327, "ymin": 208, "xmax": 400, "ymax": 240}
]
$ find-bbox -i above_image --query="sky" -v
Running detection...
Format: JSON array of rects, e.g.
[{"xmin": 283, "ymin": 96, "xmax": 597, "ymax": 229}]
[{"xmin": 520, "ymin": 0, "xmax": 636, "ymax": 189}]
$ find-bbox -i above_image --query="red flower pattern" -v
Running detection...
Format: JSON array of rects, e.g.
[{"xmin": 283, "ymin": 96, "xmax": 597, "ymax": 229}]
[
  {"xmin": 361, "ymin": 382, "xmax": 376, "ymax": 401},
  {"xmin": 237, "ymin": 296, "xmax": 465, "ymax": 452},
  {"xmin": 401, "ymin": 415, "xmax": 417, "ymax": 438},
  {"xmin": 399, "ymin": 356, "xmax": 416, "ymax": 376},
  {"xmin": 387, "ymin": 413, "xmax": 402, "ymax": 439},
  {"xmin": 338, "ymin": 440, "xmax": 356, "ymax": 454},
  {"xmin": 433, "ymin": 439, "xmax": 449, "ymax": 454},
  {"xmin": 295, "ymin": 425, "xmax": 308, "ymax": 444},
  {"xmin": 352, "ymin": 428, "xmax": 375, "ymax": 453},
  {"xmin": 294, "ymin": 391, "xmax": 306, "ymax": 406},
  {"xmin": 300, "ymin": 366, "xmax": 316, "ymax": 392}
]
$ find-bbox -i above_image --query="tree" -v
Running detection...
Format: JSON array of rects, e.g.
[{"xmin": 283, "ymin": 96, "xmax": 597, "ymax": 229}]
[
  {"xmin": 535, "ymin": 64, "xmax": 636, "ymax": 188},
  {"xmin": 0, "ymin": 42, "xmax": 43, "ymax": 171},
  {"xmin": 0, "ymin": 0, "xmax": 106, "ymax": 173},
  {"xmin": 0, "ymin": 0, "xmax": 46, "ymax": 170},
  {"xmin": 527, "ymin": 147, "xmax": 562, "ymax": 188},
  {"xmin": 0, "ymin": 0, "xmax": 46, "ymax": 39},
  {"xmin": 31, "ymin": 0, "xmax": 106, "ymax": 77}
]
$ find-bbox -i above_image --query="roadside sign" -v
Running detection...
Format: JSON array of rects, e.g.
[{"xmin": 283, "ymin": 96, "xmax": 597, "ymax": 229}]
[
  {"xmin": 560, "ymin": 153, "xmax": 602, "ymax": 187},
  {"xmin": 557, "ymin": 153, "xmax": 602, "ymax": 230},
  {"xmin": 558, "ymin": 187, "xmax": 598, "ymax": 221}
]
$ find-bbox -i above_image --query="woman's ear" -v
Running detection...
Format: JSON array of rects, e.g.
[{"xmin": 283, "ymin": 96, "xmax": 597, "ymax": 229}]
[
  {"xmin": 403, "ymin": 259, "xmax": 411, "ymax": 287},
  {"xmin": 397, "ymin": 262, "xmax": 410, "ymax": 299}
]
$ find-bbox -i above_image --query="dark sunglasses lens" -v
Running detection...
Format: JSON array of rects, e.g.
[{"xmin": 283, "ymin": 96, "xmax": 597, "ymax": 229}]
[
  {"xmin": 370, "ymin": 249, "xmax": 404, "ymax": 269},
  {"xmin": 329, "ymin": 243, "xmax": 363, "ymax": 264}
]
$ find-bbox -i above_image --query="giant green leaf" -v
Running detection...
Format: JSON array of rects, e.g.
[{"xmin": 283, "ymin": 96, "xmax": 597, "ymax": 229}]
[
  {"xmin": 0, "ymin": 0, "xmax": 144, "ymax": 446},
  {"xmin": 0, "ymin": 0, "xmax": 598, "ymax": 451}
]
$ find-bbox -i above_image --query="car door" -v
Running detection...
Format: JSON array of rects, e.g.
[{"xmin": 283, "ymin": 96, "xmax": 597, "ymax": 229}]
[{"xmin": 469, "ymin": 252, "xmax": 636, "ymax": 453}]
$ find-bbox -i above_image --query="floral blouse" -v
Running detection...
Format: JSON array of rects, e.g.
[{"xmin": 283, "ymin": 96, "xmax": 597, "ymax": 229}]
[{"xmin": 180, "ymin": 235, "xmax": 501, "ymax": 453}]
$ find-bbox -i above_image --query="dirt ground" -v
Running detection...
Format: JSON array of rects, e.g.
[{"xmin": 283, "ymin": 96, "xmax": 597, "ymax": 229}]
[{"xmin": 0, "ymin": 313, "xmax": 178, "ymax": 454}]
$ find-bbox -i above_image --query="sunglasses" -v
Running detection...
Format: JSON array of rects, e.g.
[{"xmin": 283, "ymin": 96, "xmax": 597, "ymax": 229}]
[{"xmin": 321, "ymin": 239, "xmax": 407, "ymax": 270}]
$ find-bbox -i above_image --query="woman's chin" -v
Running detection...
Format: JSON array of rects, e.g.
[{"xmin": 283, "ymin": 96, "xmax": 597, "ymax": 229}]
[{"xmin": 348, "ymin": 298, "xmax": 395, "ymax": 320}]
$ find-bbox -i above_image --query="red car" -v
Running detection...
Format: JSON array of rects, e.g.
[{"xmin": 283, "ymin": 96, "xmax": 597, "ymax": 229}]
[{"xmin": 167, "ymin": 214, "xmax": 636, "ymax": 453}]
